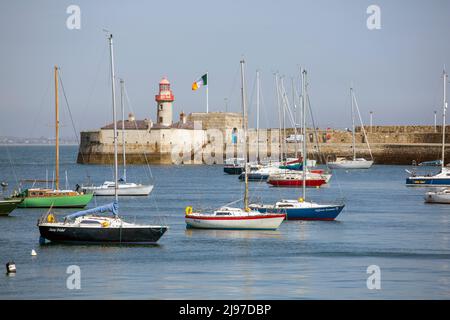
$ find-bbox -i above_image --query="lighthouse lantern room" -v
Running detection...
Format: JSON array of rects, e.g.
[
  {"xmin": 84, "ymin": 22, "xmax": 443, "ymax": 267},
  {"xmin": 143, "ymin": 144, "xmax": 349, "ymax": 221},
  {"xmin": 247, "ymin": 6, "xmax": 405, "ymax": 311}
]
[{"xmin": 155, "ymin": 77, "xmax": 175, "ymax": 126}]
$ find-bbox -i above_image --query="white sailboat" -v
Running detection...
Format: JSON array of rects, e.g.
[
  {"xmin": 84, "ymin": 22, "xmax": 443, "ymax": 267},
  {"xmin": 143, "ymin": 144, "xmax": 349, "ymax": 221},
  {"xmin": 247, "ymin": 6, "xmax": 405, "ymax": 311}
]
[
  {"xmin": 185, "ymin": 59, "xmax": 285, "ymax": 230},
  {"xmin": 38, "ymin": 33, "xmax": 168, "ymax": 244},
  {"xmin": 81, "ymin": 79, "xmax": 153, "ymax": 196},
  {"xmin": 328, "ymin": 87, "xmax": 374, "ymax": 169}
]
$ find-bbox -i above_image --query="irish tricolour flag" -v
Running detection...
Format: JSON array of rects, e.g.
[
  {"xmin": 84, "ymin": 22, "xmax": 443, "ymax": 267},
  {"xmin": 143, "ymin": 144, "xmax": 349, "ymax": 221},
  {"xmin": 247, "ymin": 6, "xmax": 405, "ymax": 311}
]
[{"xmin": 192, "ymin": 74, "xmax": 208, "ymax": 91}]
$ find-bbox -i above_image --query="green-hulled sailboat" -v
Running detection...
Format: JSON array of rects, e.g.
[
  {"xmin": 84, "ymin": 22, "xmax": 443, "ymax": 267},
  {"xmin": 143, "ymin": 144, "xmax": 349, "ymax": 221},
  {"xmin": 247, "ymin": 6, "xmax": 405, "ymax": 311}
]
[{"xmin": 10, "ymin": 66, "xmax": 93, "ymax": 208}]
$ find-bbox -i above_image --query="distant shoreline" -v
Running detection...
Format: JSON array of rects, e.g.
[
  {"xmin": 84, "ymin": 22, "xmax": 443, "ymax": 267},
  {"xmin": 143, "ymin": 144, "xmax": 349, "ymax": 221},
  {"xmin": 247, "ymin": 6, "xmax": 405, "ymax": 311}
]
[{"xmin": 0, "ymin": 144, "xmax": 78, "ymax": 146}]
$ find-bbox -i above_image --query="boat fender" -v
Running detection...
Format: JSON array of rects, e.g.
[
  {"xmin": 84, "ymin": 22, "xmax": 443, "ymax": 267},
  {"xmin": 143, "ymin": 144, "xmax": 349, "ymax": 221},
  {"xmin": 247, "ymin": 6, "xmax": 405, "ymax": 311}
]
[
  {"xmin": 101, "ymin": 221, "xmax": 110, "ymax": 228},
  {"xmin": 47, "ymin": 214, "xmax": 55, "ymax": 223},
  {"xmin": 185, "ymin": 206, "xmax": 193, "ymax": 215},
  {"xmin": 245, "ymin": 207, "xmax": 251, "ymax": 212},
  {"xmin": 6, "ymin": 261, "xmax": 16, "ymax": 274}
]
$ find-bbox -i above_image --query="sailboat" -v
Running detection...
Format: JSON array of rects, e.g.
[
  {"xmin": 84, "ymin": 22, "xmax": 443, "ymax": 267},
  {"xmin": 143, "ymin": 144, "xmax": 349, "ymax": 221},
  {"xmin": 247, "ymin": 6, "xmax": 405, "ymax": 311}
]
[
  {"xmin": 80, "ymin": 79, "xmax": 153, "ymax": 196},
  {"xmin": 408, "ymin": 70, "xmax": 450, "ymax": 189},
  {"xmin": 0, "ymin": 199, "xmax": 23, "ymax": 216},
  {"xmin": 185, "ymin": 60, "xmax": 285, "ymax": 230},
  {"xmin": 38, "ymin": 34, "xmax": 168, "ymax": 244},
  {"xmin": 250, "ymin": 69, "xmax": 345, "ymax": 220},
  {"xmin": 327, "ymin": 87, "xmax": 374, "ymax": 169},
  {"xmin": 10, "ymin": 66, "xmax": 93, "ymax": 208},
  {"xmin": 407, "ymin": 70, "xmax": 450, "ymax": 187}
]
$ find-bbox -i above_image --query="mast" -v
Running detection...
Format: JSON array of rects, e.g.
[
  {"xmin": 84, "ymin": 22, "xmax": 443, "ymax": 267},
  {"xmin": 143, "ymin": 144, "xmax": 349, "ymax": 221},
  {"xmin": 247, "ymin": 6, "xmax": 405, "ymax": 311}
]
[
  {"xmin": 442, "ymin": 69, "xmax": 448, "ymax": 169},
  {"xmin": 108, "ymin": 34, "xmax": 119, "ymax": 205},
  {"xmin": 120, "ymin": 79, "xmax": 126, "ymax": 182},
  {"xmin": 292, "ymin": 77, "xmax": 298, "ymax": 159},
  {"xmin": 351, "ymin": 87, "xmax": 356, "ymax": 161},
  {"xmin": 54, "ymin": 66, "xmax": 59, "ymax": 190},
  {"xmin": 275, "ymin": 73, "xmax": 282, "ymax": 162},
  {"xmin": 256, "ymin": 70, "xmax": 260, "ymax": 164},
  {"xmin": 282, "ymin": 77, "xmax": 286, "ymax": 162},
  {"xmin": 240, "ymin": 59, "xmax": 249, "ymax": 210},
  {"xmin": 301, "ymin": 69, "xmax": 307, "ymax": 200}
]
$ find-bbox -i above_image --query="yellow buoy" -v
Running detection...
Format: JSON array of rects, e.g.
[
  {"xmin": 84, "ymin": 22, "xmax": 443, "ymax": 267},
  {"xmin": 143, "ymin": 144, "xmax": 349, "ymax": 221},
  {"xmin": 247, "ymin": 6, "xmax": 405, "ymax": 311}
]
[
  {"xmin": 185, "ymin": 206, "xmax": 193, "ymax": 215},
  {"xmin": 298, "ymin": 197, "xmax": 304, "ymax": 203},
  {"xmin": 46, "ymin": 214, "xmax": 55, "ymax": 223},
  {"xmin": 101, "ymin": 221, "xmax": 110, "ymax": 228}
]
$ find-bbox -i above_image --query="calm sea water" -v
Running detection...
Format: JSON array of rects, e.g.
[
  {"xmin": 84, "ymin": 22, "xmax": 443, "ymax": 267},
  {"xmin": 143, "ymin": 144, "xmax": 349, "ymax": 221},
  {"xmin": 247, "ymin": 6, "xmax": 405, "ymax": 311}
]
[{"xmin": 0, "ymin": 145, "xmax": 449, "ymax": 299}]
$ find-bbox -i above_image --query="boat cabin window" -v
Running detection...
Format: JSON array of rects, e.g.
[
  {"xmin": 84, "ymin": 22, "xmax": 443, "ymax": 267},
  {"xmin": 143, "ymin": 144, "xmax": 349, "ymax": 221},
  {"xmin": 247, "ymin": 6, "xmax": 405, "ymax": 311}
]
[
  {"xmin": 215, "ymin": 212, "xmax": 231, "ymax": 216},
  {"xmin": 279, "ymin": 204, "xmax": 294, "ymax": 208}
]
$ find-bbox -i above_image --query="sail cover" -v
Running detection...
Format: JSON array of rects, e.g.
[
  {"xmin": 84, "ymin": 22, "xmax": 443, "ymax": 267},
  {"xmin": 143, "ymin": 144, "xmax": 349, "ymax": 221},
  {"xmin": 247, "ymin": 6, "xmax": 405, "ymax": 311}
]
[{"xmin": 66, "ymin": 201, "xmax": 118, "ymax": 220}]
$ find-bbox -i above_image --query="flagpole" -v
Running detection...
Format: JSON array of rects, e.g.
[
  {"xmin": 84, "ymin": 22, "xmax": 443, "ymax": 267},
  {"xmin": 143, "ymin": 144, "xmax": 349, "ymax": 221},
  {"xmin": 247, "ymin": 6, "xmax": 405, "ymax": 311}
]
[{"xmin": 206, "ymin": 71, "xmax": 209, "ymax": 113}]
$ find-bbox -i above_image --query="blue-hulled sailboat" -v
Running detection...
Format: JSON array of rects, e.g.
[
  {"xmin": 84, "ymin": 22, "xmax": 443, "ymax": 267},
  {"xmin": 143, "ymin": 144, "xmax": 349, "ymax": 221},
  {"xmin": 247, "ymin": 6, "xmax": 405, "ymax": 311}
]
[{"xmin": 406, "ymin": 70, "xmax": 450, "ymax": 187}]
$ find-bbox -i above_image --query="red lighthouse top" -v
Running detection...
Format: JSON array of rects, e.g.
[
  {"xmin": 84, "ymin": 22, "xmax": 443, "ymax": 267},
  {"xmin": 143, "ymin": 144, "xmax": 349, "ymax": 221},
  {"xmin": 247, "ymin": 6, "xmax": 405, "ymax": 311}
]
[{"xmin": 155, "ymin": 77, "xmax": 174, "ymax": 102}]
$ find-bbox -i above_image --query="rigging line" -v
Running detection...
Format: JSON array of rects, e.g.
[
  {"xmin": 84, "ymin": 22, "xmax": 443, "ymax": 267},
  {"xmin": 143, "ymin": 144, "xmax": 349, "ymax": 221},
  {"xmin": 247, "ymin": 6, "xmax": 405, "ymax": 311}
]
[
  {"xmin": 248, "ymin": 71, "xmax": 257, "ymax": 124},
  {"xmin": 227, "ymin": 64, "xmax": 241, "ymax": 113},
  {"xmin": 122, "ymin": 83, "xmax": 166, "ymax": 225},
  {"xmin": 77, "ymin": 41, "xmax": 113, "ymax": 181},
  {"xmin": 281, "ymin": 84, "xmax": 297, "ymax": 131},
  {"xmin": 80, "ymin": 41, "xmax": 108, "ymax": 131},
  {"xmin": 306, "ymin": 92, "xmax": 324, "ymax": 163},
  {"xmin": 352, "ymin": 90, "xmax": 373, "ymax": 160},
  {"xmin": 123, "ymin": 83, "xmax": 153, "ymax": 180},
  {"xmin": 27, "ymin": 73, "xmax": 53, "ymax": 139},
  {"xmin": 246, "ymin": 71, "xmax": 257, "ymax": 166},
  {"xmin": 2, "ymin": 144, "xmax": 19, "ymax": 188},
  {"xmin": 57, "ymin": 69, "xmax": 91, "ymax": 179},
  {"xmin": 306, "ymin": 92, "xmax": 344, "ymax": 200}
]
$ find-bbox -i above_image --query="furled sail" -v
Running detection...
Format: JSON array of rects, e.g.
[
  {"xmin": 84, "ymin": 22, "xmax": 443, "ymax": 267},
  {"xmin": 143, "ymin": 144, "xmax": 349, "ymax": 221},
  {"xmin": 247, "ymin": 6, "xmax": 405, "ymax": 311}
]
[{"xmin": 66, "ymin": 201, "xmax": 118, "ymax": 220}]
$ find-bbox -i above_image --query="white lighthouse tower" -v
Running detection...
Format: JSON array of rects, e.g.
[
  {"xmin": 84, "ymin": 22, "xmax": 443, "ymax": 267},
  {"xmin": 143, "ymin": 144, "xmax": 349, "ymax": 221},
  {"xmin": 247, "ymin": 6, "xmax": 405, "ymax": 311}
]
[{"xmin": 155, "ymin": 77, "xmax": 174, "ymax": 126}]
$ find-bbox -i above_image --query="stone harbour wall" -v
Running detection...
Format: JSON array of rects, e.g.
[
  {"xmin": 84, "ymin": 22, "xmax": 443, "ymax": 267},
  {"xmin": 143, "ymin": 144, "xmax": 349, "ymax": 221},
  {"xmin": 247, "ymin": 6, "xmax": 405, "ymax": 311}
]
[{"xmin": 77, "ymin": 125, "xmax": 450, "ymax": 165}]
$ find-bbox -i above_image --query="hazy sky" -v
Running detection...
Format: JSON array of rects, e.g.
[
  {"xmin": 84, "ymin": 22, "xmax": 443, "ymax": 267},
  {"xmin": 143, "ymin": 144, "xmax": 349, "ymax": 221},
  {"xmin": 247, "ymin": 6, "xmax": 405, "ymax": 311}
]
[{"xmin": 1, "ymin": 0, "xmax": 449, "ymax": 138}]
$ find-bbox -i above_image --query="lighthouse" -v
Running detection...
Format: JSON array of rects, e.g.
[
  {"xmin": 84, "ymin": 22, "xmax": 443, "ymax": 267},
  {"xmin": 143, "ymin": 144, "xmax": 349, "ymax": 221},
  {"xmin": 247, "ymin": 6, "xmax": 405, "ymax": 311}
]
[{"xmin": 155, "ymin": 77, "xmax": 174, "ymax": 126}]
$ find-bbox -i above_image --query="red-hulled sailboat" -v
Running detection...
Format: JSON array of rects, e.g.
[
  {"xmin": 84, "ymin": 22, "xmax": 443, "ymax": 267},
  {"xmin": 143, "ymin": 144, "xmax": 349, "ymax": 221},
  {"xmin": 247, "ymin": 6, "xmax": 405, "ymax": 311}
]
[{"xmin": 267, "ymin": 171, "xmax": 328, "ymax": 187}]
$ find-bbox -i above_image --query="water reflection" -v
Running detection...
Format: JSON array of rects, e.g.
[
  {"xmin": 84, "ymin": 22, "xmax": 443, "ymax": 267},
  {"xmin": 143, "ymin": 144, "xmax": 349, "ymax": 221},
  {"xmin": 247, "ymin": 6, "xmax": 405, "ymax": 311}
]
[{"xmin": 185, "ymin": 228, "xmax": 283, "ymax": 240}]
